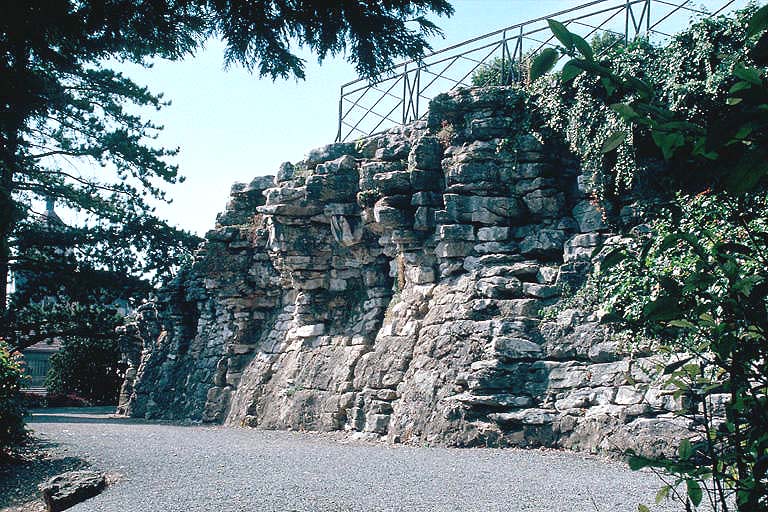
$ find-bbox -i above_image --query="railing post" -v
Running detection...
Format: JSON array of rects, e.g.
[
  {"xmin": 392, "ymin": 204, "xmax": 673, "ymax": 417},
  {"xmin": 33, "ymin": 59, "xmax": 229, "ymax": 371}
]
[
  {"xmin": 336, "ymin": 86, "xmax": 343, "ymax": 142},
  {"xmin": 646, "ymin": 0, "xmax": 651, "ymax": 36},
  {"xmin": 517, "ymin": 26, "xmax": 524, "ymax": 84},
  {"xmin": 402, "ymin": 62, "xmax": 408, "ymax": 125},
  {"xmin": 624, "ymin": 0, "xmax": 629, "ymax": 43},
  {"xmin": 415, "ymin": 61, "xmax": 421, "ymax": 121},
  {"xmin": 501, "ymin": 29, "xmax": 507, "ymax": 85}
]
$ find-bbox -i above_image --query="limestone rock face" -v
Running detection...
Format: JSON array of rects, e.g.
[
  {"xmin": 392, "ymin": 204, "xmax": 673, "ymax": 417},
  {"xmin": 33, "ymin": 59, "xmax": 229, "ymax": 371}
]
[{"xmin": 118, "ymin": 87, "xmax": 688, "ymax": 457}]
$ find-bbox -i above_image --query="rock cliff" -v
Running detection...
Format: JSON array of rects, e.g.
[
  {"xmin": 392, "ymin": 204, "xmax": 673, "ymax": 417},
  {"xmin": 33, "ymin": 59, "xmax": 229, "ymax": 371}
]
[{"xmin": 118, "ymin": 87, "xmax": 691, "ymax": 457}]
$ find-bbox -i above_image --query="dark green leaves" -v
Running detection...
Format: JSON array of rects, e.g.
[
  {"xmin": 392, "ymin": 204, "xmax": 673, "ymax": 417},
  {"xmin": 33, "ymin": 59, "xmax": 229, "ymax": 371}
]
[
  {"xmin": 678, "ymin": 439, "xmax": 693, "ymax": 460},
  {"xmin": 628, "ymin": 454, "xmax": 653, "ymax": 470},
  {"xmin": 723, "ymin": 147, "xmax": 768, "ymax": 194},
  {"xmin": 548, "ymin": 19, "xmax": 573, "ymax": 50},
  {"xmin": 747, "ymin": 4, "xmax": 768, "ymax": 38},
  {"xmin": 530, "ymin": 48, "xmax": 560, "ymax": 81},
  {"xmin": 651, "ymin": 129, "xmax": 685, "ymax": 160},
  {"xmin": 642, "ymin": 296, "xmax": 681, "ymax": 322},
  {"xmin": 599, "ymin": 248, "xmax": 627, "ymax": 272},
  {"xmin": 686, "ymin": 479, "xmax": 703, "ymax": 507},
  {"xmin": 624, "ymin": 77, "xmax": 653, "ymax": 100},
  {"xmin": 733, "ymin": 64, "xmax": 763, "ymax": 86},
  {"xmin": 561, "ymin": 60, "xmax": 583, "ymax": 83},
  {"xmin": 572, "ymin": 33, "xmax": 594, "ymax": 61},
  {"xmin": 611, "ymin": 103, "xmax": 640, "ymax": 121}
]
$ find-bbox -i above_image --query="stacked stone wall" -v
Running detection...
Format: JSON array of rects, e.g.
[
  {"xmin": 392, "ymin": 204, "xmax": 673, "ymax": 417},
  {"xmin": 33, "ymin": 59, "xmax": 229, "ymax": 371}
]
[{"xmin": 119, "ymin": 87, "xmax": 690, "ymax": 457}]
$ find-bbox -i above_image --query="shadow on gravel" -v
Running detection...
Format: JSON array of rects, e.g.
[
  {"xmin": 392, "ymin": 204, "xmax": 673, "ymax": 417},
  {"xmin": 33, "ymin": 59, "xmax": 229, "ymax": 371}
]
[
  {"xmin": 0, "ymin": 438, "xmax": 88, "ymax": 510},
  {"xmin": 30, "ymin": 406, "xmax": 139, "ymax": 425},
  {"xmin": 29, "ymin": 414, "xmax": 136, "ymax": 425},
  {"xmin": 28, "ymin": 407, "xmax": 190, "ymax": 427}
]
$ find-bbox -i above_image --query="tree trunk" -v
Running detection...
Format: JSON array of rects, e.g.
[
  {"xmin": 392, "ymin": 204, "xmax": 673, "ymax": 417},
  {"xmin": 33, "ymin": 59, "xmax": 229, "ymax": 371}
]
[
  {"xmin": 0, "ymin": 42, "xmax": 29, "ymax": 342},
  {"xmin": 0, "ymin": 129, "xmax": 18, "ymax": 341}
]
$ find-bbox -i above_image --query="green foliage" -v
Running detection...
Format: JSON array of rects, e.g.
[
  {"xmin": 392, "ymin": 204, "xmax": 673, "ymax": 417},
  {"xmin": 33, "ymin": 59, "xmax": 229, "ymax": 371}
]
[
  {"xmin": 0, "ymin": 342, "xmax": 27, "ymax": 453},
  {"xmin": 1, "ymin": 1, "xmax": 205, "ymax": 347},
  {"xmin": 208, "ymin": 0, "xmax": 455, "ymax": 79},
  {"xmin": 534, "ymin": 7, "xmax": 768, "ymax": 199},
  {"xmin": 471, "ymin": 57, "xmax": 520, "ymax": 87},
  {"xmin": 531, "ymin": 34, "xmax": 659, "ymax": 202},
  {"xmin": 537, "ymin": 7, "xmax": 768, "ymax": 511},
  {"xmin": 598, "ymin": 193, "xmax": 768, "ymax": 511},
  {"xmin": 590, "ymin": 31, "xmax": 627, "ymax": 56},
  {"xmin": 46, "ymin": 337, "xmax": 123, "ymax": 406}
]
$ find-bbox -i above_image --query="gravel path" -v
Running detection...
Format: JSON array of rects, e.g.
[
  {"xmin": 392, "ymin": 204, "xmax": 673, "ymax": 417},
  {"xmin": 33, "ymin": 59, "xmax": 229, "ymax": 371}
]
[{"xmin": 27, "ymin": 407, "xmax": 677, "ymax": 512}]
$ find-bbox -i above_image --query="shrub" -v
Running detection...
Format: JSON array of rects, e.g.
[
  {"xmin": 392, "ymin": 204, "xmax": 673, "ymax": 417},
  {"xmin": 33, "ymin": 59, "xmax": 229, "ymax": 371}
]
[
  {"xmin": 0, "ymin": 341, "xmax": 27, "ymax": 453},
  {"xmin": 471, "ymin": 56, "xmax": 521, "ymax": 86},
  {"xmin": 45, "ymin": 337, "xmax": 123, "ymax": 406}
]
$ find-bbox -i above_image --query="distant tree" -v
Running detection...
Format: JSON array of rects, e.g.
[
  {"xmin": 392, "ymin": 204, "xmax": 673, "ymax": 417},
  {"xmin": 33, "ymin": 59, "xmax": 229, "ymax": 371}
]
[
  {"xmin": 589, "ymin": 31, "xmax": 626, "ymax": 56},
  {"xmin": 1, "ymin": 0, "xmax": 455, "ymax": 349},
  {"xmin": 471, "ymin": 56, "xmax": 524, "ymax": 87},
  {"xmin": 46, "ymin": 336, "xmax": 123, "ymax": 405}
]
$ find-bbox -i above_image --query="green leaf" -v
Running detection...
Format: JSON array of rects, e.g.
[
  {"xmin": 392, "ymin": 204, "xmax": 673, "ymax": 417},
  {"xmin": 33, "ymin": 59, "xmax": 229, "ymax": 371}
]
[
  {"xmin": 726, "ymin": 97, "xmax": 743, "ymax": 105},
  {"xmin": 624, "ymin": 77, "xmax": 653, "ymax": 99},
  {"xmin": 656, "ymin": 120, "xmax": 704, "ymax": 133},
  {"xmin": 723, "ymin": 147, "xmax": 768, "ymax": 194},
  {"xmin": 530, "ymin": 48, "xmax": 560, "ymax": 81},
  {"xmin": 601, "ymin": 76, "xmax": 616, "ymax": 96},
  {"xmin": 600, "ymin": 248, "xmax": 626, "ymax": 272},
  {"xmin": 659, "ymin": 233, "xmax": 706, "ymax": 256},
  {"xmin": 628, "ymin": 455, "xmax": 651, "ymax": 470},
  {"xmin": 729, "ymin": 81, "xmax": 752, "ymax": 93},
  {"xmin": 611, "ymin": 103, "xmax": 640, "ymax": 121},
  {"xmin": 572, "ymin": 33, "xmax": 594, "ymax": 60},
  {"xmin": 747, "ymin": 4, "xmax": 768, "ymax": 38},
  {"xmin": 602, "ymin": 131, "xmax": 627, "ymax": 153},
  {"xmin": 642, "ymin": 296, "xmax": 680, "ymax": 323},
  {"xmin": 655, "ymin": 485, "xmax": 670, "ymax": 504},
  {"xmin": 678, "ymin": 438, "xmax": 693, "ymax": 460},
  {"xmin": 547, "ymin": 19, "xmax": 574, "ymax": 50},
  {"xmin": 561, "ymin": 60, "xmax": 583, "ymax": 83},
  {"xmin": 733, "ymin": 64, "xmax": 762, "ymax": 86},
  {"xmin": 634, "ymin": 102, "xmax": 674, "ymax": 122},
  {"xmin": 667, "ymin": 319, "xmax": 696, "ymax": 330},
  {"xmin": 749, "ymin": 32, "xmax": 768, "ymax": 65},
  {"xmin": 638, "ymin": 505, "xmax": 650, "ymax": 512},
  {"xmin": 571, "ymin": 58, "xmax": 615, "ymax": 78},
  {"xmin": 686, "ymin": 479, "xmax": 703, "ymax": 507},
  {"xmin": 651, "ymin": 130, "xmax": 686, "ymax": 160}
]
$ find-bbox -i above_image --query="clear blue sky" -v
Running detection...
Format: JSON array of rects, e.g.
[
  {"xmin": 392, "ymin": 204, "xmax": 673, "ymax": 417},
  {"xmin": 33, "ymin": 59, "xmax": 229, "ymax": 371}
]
[{"xmin": 118, "ymin": 0, "xmax": 750, "ymax": 236}]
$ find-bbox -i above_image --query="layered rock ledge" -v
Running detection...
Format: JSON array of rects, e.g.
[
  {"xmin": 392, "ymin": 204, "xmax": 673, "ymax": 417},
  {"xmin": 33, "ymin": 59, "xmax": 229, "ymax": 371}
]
[{"xmin": 118, "ymin": 87, "xmax": 690, "ymax": 457}]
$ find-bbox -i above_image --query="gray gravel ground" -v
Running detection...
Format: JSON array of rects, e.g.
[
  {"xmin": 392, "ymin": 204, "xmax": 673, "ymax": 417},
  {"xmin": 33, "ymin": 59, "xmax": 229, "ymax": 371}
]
[{"xmin": 27, "ymin": 407, "xmax": 680, "ymax": 512}]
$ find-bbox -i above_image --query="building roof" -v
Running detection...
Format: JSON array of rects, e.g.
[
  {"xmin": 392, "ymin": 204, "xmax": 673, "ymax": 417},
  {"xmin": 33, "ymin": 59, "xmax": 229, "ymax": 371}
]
[{"xmin": 23, "ymin": 339, "xmax": 62, "ymax": 353}]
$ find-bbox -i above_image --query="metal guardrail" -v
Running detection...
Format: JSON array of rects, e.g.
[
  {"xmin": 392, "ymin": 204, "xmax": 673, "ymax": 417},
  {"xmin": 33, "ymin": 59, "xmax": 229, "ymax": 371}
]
[{"xmin": 335, "ymin": 0, "xmax": 739, "ymax": 142}]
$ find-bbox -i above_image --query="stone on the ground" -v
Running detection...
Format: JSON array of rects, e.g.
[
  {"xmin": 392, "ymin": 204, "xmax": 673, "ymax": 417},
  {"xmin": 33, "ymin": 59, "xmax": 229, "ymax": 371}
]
[{"xmin": 40, "ymin": 470, "xmax": 106, "ymax": 512}]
